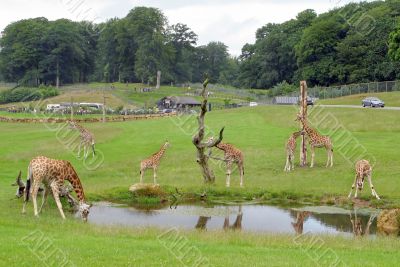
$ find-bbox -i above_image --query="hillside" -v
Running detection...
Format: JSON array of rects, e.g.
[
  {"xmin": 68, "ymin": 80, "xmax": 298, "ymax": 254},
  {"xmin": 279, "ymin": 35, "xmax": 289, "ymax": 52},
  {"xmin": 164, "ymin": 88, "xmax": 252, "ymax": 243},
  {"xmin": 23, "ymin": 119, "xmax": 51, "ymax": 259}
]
[{"xmin": 0, "ymin": 82, "xmax": 251, "ymax": 110}]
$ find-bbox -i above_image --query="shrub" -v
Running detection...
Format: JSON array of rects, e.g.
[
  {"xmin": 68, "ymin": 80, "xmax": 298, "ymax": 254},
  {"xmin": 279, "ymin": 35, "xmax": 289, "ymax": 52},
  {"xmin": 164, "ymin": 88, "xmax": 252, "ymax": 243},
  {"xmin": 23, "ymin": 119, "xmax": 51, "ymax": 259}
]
[{"xmin": 0, "ymin": 86, "xmax": 59, "ymax": 104}]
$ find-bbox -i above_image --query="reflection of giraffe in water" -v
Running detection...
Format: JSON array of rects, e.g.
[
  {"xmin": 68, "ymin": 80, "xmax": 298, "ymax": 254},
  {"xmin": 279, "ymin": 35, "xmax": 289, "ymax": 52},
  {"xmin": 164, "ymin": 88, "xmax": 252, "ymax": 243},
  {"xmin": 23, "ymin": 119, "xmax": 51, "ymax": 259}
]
[
  {"xmin": 195, "ymin": 216, "xmax": 211, "ymax": 230},
  {"xmin": 291, "ymin": 211, "xmax": 311, "ymax": 235},
  {"xmin": 223, "ymin": 206, "xmax": 243, "ymax": 231},
  {"xmin": 350, "ymin": 209, "xmax": 377, "ymax": 237}
]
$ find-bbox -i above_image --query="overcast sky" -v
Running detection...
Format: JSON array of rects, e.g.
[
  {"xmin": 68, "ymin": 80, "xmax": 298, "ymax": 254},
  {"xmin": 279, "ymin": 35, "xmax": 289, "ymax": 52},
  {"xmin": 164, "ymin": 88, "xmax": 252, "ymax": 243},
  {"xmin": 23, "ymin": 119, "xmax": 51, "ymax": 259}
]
[{"xmin": 0, "ymin": 0, "xmax": 359, "ymax": 55}]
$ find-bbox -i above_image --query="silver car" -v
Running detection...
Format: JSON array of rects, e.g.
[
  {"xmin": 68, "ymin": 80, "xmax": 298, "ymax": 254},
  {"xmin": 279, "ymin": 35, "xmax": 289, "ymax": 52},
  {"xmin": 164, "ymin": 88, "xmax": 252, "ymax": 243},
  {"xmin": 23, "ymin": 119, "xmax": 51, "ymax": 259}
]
[{"xmin": 362, "ymin": 97, "xmax": 385, "ymax": 108}]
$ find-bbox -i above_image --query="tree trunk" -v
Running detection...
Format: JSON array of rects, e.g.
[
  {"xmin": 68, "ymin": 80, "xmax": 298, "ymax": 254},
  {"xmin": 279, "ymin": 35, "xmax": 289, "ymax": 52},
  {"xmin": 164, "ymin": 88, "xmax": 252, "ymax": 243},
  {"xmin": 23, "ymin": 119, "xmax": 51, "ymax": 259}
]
[
  {"xmin": 56, "ymin": 58, "xmax": 60, "ymax": 89},
  {"xmin": 192, "ymin": 77, "xmax": 225, "ymax": 183},
  {"xmin": 300, "ymin": 81, "xmax": 308, "ymax": 167},
  {"xmin": 156, "ymin": 71, "xmax": 161, "ymax": 89}
]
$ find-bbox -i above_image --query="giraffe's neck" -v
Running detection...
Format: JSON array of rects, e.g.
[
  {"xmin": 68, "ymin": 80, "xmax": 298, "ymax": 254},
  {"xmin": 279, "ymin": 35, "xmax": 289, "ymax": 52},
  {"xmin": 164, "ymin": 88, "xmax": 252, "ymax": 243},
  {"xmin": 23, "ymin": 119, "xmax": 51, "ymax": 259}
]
[
  {"xmin": 300, "ymin": 119, "xmax": 317, "ymax": 138},
  {"xmin": 67, "ymin": 171, "xmax": 86, "ymax": 203},
  {"xmin": 155, "ymin": 144, "xmax": 167, "ymax": 159},
  {"xmin": 216, "ymin": 142, "xmax": 228, "ymax": 151}
]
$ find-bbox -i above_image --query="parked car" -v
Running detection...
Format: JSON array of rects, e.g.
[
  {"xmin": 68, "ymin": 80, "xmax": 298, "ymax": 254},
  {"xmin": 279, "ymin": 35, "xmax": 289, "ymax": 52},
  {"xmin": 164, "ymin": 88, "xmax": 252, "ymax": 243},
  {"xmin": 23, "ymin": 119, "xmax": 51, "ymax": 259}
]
[
  {"xmin": 298, "ymin": 96, "xmax": 314, "ymax": 106},
  {"xmin": 362, "ymin": 97, "xmax": 385, "ymax": 108},
  {"xmin": 249, "ymin": 102, "xmax": 258, "ymax": 107}
]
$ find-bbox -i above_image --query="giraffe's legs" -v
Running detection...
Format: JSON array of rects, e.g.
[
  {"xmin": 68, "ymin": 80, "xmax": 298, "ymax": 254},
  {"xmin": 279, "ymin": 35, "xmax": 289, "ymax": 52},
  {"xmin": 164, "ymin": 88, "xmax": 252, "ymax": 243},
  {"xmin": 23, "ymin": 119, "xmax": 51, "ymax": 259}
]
[
  {"xmin": 153, "ymin": 167, "xmax": 157, "ymax": 184},
  {"xmin": 348, "ymin": 174, "xmax": 357, "ymax": 198},
  {"xmin": 38, "ymin": 186, "xmax": 50, "ymax": 214},
  {"xmin": 310, "ymin": 146, "xmax": 315, "ymax": 168},
  {"xmin": 284, "ymin": 155, "xmax": 290, "ymax": 172},
  {"xmin": 367, "ymin": 173, "xmax": 380, "ymax": 200},
  {"xmin": 84, "ymin": 144, "xmax": 88, "ymax": 159},
  {"xmin": 239, "ymin": 162, "xmax": 244, "ymax": 187},
  {"xmin": 77, "ymin": 140, "xmax": 83, "ymax": 158},
  {"xmin": 326, "ymin": 148, "xmax": 333, "ymax": 168},
  {"xmin": 140, "ymin": 168, "xmax": 144, "ymax": 183},
  {"xmin": 50, "ymin": 182, "xmax": 66, "ymax": 219},
  {"xmin": 226, "ymin": 161, "xmax": 232, "ymax": 187},
  {"xmin": 290, "ymin": 154, "xmax": 295, "ymax": 171},
  {"xmin": 32, "ymin": 180, "xmax": 41, "ymax": 217}
]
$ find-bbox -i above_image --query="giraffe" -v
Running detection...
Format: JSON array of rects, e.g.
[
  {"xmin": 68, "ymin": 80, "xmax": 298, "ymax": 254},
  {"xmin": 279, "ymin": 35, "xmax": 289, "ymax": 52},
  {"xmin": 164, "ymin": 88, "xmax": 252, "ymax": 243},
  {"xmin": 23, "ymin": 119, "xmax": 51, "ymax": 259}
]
[
  {"xmin": 291, "ymin": 211, "xmax": 311, "ymax": 235},
  {"xmin": 209, "ymin": 138, "xmax": 244, "ymax": 187},
  {"xmin": 284, "ymin": 131, "xmax": 304, "ymax": 172},
  {"xmin": 223, "ymin": 206, "xmax": 243, "ymax": 231},
  {"xmin": 296, "ymin": 114, "xmax": 333, "ymax": 168},
  {"xmin": 68, "ymin": 121, "xmax": 96, "ymax": 159},
  {"xmin": 348, "ymin": 159, "xmax": 380, "ymax": 200},
  {"xmin": 140, "ymin": 140, "xmax": 170, "ymax": 184},
  {"xmin": 349, "ymin": 209, "xmax": 377, "ymax": 237},
  {"xmin": 22, "ymin": 156, "xmax": 91, "ymax": 221}
]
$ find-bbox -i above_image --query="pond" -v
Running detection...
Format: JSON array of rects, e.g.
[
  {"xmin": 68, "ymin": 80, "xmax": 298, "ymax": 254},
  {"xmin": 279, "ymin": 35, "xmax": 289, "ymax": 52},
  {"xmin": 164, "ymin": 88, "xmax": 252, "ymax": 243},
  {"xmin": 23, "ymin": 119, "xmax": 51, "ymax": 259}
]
[{"xmin": 85, "ymin": 203, "xmax": 382, "ymax": 237}]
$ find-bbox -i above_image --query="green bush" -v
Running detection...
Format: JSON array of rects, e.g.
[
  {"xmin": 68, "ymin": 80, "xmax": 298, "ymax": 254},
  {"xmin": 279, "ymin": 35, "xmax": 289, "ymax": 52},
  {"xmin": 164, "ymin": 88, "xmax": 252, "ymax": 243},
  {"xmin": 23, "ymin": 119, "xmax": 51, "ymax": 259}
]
[{"xmin": 0, "ymin": 86, "xmax": 59, "ymax": 104}]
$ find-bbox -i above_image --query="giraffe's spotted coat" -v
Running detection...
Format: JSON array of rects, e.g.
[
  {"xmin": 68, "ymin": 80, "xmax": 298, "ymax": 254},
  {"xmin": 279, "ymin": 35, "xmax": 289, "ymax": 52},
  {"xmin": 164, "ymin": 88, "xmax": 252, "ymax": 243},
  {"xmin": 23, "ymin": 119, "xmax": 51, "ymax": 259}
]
[
  {"xmin": 140, "ymin": 141, "xmax": 170, "ymax": 184},
  {"xmin": 22, "ymin": 156, "xmax": 90, "ymax": 220}
]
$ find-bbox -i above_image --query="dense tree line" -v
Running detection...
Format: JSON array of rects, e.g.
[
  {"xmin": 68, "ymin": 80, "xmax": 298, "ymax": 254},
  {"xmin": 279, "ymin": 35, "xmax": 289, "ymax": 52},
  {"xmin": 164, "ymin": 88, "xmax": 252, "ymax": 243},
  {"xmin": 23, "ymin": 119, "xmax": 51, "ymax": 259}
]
[
  {"xmin": 0, "ymin": 7, "xmax": 230, "ymax": 87},
  {"xmin": 2, "ymin": 2, "xmax": 400, "ymax": 90},
  {"xmin": 238, "ymin": 0, "xmax": 400, "ymax": 88}
]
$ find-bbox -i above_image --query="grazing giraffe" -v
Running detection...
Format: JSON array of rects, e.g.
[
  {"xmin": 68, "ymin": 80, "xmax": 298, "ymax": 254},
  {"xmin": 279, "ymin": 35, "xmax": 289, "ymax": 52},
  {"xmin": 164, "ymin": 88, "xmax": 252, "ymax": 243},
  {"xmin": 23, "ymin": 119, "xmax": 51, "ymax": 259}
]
[
  {"xmin": 284, "ymin": 131, "xmax": 303, "ymax": 172},
  {"xmin": 348, "ymin": 159, "xmax": 380, "ymax": 200},
  {"xmin": 22, "ymin": 156, "xmax": 91, "ymax": 221},
  {"xmin": 140, "ymin": 140, "xmax": 170, "ymax": 184},
  {"xmin": 68, "ymin": 121, "xmax": 96, "ymax": 159},
  {"xmin": 209, "ymin": 137, "xmax": 244, "ymax": 187},
  {"xmin": 296, "ymin": 114, "xmax": 333, "ymax": 168}
]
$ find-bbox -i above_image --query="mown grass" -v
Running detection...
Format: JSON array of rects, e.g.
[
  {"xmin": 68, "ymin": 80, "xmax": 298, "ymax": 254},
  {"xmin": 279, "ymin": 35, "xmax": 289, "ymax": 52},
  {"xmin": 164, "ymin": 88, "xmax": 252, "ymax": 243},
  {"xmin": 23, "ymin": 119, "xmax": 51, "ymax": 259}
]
[
  {"xmin": 1, "ymin": 105, "xmax": 400, "ymax": 266},
  {"xmin": 319, "ymin": 91, "xmax": 400, "ymax": 107}
]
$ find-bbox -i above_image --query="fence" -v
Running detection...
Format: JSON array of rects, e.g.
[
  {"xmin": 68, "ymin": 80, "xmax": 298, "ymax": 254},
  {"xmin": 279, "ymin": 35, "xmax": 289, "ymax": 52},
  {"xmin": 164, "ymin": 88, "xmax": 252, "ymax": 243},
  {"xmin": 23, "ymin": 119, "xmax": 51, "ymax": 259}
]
[{"xmin": 308, "ymin": 80, "xmax": 400, "ymax": 100}]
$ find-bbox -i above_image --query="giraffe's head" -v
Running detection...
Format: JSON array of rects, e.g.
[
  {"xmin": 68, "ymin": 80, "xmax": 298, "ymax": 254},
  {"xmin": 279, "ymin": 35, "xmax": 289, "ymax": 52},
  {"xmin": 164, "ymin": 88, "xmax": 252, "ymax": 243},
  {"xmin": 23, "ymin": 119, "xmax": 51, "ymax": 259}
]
[
  {"xmin": 164, "ymin": 140, "xmax": 170, "ymax": 148},
  {"xmin": 67, "ymin": 120, "xmax": 78, "ymax": 129},
  {"xmin": 11, "ymin": 171, "xmax": 25, "ymax": 198},
  {"xmin": 356, "ymin": 175, "xmax": 365, "ymax": 190},
  {"xmin": 78, "ymin": 202, "xmax": 91, "ymax": 222}
]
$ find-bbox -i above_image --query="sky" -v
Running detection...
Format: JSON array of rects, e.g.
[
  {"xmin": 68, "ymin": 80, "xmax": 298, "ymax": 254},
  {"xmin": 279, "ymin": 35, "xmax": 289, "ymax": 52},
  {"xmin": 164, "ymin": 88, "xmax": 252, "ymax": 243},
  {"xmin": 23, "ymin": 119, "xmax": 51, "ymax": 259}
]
[{"xmin": 0, "ymin": 0, "xmax": 359, "ymax": 55}]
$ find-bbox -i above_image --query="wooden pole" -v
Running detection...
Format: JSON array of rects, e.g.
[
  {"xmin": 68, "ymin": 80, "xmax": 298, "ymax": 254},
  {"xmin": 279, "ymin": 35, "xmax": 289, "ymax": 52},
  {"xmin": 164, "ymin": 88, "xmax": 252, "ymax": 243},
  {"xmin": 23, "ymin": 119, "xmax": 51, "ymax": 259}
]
[
  {"xmin": 300, "ymin": 81, "xmax": 308, "ymax": 167},
  {"xmin": 70, "ymin": 97, "xmax": 74, "ymax": 121},
  {"xmin": 102, "ymin": 88, "xmax": 108, "ymax": 123}
]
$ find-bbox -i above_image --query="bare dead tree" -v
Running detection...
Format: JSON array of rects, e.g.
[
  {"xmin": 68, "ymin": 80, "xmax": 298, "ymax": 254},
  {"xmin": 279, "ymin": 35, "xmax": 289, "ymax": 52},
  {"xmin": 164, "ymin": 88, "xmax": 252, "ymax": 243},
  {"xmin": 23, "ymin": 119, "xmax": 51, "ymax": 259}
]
[{"xmin": 192, "ymin": 77, "xmax": 224, "ymax": 183}]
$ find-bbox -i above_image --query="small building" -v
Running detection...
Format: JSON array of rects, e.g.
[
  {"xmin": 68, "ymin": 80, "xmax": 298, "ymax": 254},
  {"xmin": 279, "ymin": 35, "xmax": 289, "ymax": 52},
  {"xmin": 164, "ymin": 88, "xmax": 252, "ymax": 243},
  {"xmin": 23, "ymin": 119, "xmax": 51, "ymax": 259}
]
[
  {"xmin": 272, "ymin": 96, "xmax": 299, "ymax": 105},
  {"xmin": 157, "ymin": 96, "xmax": 201, "ymax": 110}
]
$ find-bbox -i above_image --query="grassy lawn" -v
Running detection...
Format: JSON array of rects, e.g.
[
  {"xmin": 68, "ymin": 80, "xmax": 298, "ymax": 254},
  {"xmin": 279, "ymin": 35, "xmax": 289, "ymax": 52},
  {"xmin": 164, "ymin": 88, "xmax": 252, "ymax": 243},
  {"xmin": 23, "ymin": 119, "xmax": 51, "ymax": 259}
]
[
  {"xmin": 319, "ymin": 91, "xmax": 400, "ymax": 107},
  {"xmin": 1, "ymin": 105, "xmax": 400, "ymax": 266}
]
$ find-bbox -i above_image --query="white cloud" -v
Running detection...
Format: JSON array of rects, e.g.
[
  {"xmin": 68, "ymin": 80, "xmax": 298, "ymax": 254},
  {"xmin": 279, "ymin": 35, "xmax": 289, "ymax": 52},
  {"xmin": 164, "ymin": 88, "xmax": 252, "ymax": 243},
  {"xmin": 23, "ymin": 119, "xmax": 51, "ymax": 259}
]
[{"xmin": 0, "ymin": 0, "xmax": 364, "ymax": 55}]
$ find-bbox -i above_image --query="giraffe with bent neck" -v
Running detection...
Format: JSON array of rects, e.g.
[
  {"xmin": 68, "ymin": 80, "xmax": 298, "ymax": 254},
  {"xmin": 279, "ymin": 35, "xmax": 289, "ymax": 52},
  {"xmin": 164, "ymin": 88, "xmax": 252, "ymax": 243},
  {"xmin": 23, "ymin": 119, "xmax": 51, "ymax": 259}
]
[
  {"xmin": 209, "ymin": 137, "xmax": 244, "ymax": 187},
  {"xmin": 22, "ymin": 156, "xmax": 91, "ymax": 221},
  {"xmin": 296, "ymin": 114, "xmax": 333, "ymax": 168},
  {"xmin": 68, "ymin": 121, "xmax": 96, "ymax": 159},
  {"xmin": 284, "ymin": 131, "xmax": 303, "ymax": 172},
  {"xmin": 140, "ymin": 141, "xmax": 170, "ymax": 184},
  {"xmin": 348, "ymin": 159, "xmax": 380, "ymax": 200}
]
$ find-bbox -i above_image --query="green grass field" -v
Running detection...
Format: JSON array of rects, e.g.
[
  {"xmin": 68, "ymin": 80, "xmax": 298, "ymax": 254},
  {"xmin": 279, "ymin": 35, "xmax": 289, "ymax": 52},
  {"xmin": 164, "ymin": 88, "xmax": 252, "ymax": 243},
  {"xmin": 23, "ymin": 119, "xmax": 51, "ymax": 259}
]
[
  {"xmin": 1, "ymin": 105, "xmax": 400, "ymax": 266},
  {"xmin": 319, "ymin": 91, "xmax": 400, "ymax": 107}
]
